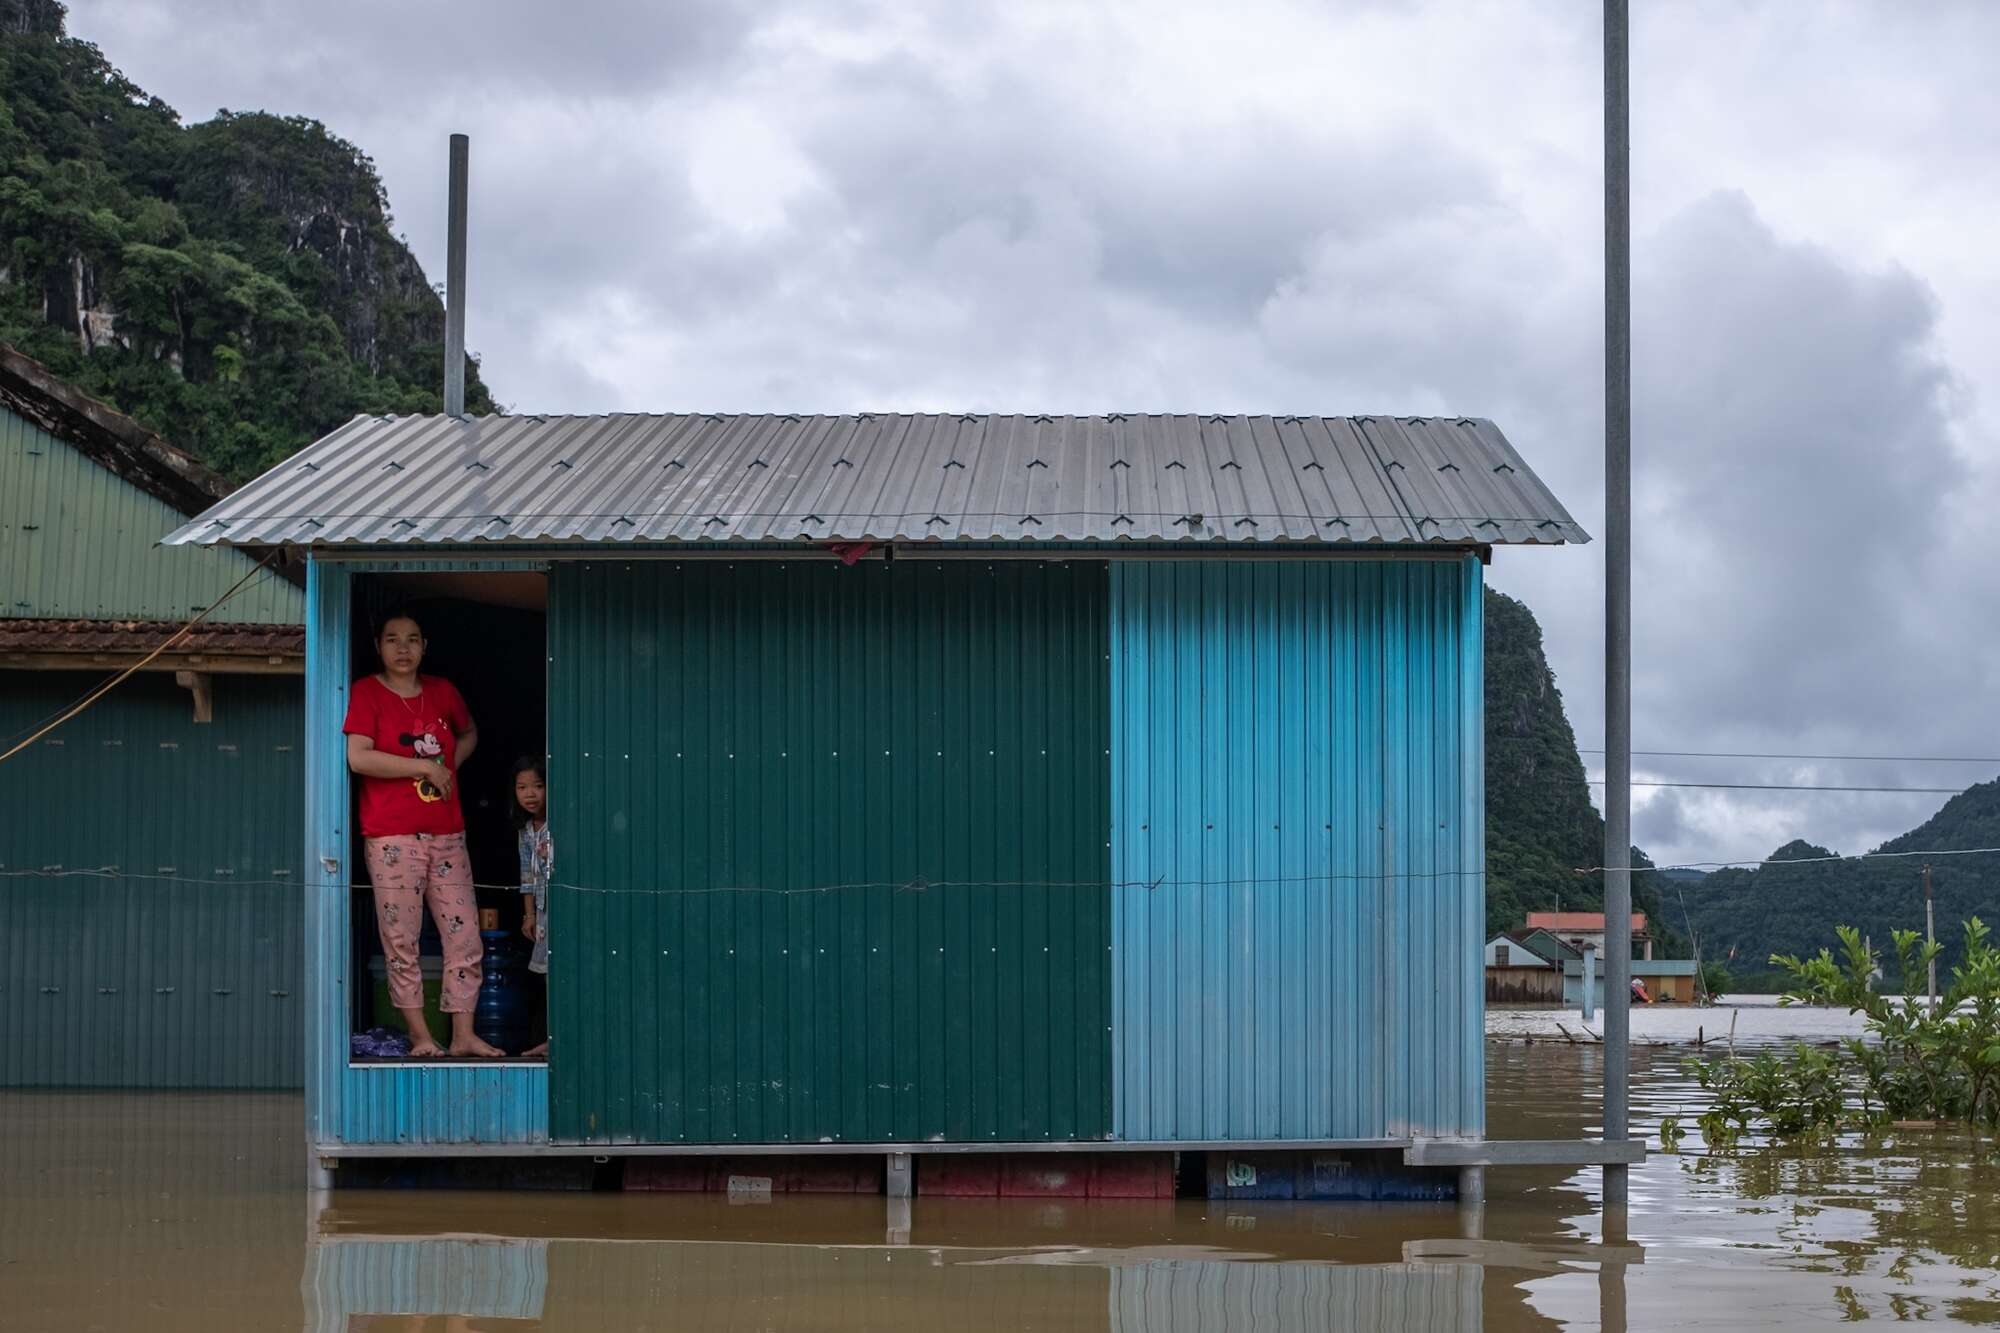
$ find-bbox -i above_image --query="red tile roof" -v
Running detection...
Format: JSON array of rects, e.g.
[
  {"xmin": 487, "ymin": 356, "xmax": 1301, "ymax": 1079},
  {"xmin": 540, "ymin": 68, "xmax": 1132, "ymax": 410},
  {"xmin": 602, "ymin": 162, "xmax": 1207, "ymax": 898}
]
[
  {"xmin": 0, "ymin": 618, "xmax": 303, "ymax": 658},
  {"xmin": 1525, "ymin": 912, "xmax": 1649, "ymax": 933}
]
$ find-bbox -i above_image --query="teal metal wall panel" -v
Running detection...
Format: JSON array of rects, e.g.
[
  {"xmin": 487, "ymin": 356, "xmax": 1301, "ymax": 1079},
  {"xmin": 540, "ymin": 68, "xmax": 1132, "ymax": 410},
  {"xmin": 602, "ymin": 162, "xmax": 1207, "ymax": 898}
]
[
  {"xmin": 1, "ymin": 405, "xmax": 302, "ymax": 623},
  {"xmin": 548, "ymin": 559, "xmax": 1111, "ymax": 1145},
  {"xmin": 1109, "ymin": 558, "xmax": 1484, "ymax": 1141},
  {"xmin": 0, "ymin": 670, "xmax": 304, "ymax": 1087},
  {"xmin": 303, "ymin": 559, "xmax": 549, "ymax": 1146}
]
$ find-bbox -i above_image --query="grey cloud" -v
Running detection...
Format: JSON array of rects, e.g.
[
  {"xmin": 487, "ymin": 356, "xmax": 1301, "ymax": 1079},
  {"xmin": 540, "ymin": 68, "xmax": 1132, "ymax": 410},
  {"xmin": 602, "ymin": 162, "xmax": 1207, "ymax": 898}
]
[
  {"xmin": 1632, "ymin": 191, "xmax": 1962, "ymax": 738},
  {"xmin": 73, "ymin": 0, "xmax": 757, "ymax": 109},
  {"xmin": 49, "ymin": 0, "xmax": 2000, "ymax": 874}
]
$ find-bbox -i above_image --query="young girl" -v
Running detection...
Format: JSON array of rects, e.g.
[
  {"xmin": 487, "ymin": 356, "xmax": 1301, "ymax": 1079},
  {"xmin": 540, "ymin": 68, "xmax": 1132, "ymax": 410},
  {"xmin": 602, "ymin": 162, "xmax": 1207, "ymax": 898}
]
[{"xmin": 512, "ymin": 756, "xmax": 552, "ymax": 1057}]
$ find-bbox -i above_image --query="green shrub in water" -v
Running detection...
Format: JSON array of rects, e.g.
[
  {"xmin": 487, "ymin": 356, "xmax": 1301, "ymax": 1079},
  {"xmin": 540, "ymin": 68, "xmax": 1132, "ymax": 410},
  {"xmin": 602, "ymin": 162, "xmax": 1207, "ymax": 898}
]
[
  {"xmin": 1669, "ymin": 917, "xmax": 2000, "ymax": 1145},
  {"xmin": 1685, "ymin": 1044, "xmax": 1850, "ymax": 1148},
  {"xmin": 1775, "ymin": 917, "xmax": 2000, "ymax": 1128}
]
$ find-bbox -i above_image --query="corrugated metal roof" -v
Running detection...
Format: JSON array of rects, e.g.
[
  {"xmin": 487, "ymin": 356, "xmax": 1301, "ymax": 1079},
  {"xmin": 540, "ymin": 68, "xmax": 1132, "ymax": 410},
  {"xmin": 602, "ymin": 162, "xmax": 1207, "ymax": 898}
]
[
  {"xmin": 164, "ymin": 412, "xmax": 1587, "ymax": 549},
  {"xmin": 0, "ymin": 343, "xmax": 229, "ymax": 517},
  {"xmin": 3, "ymin": 402, "xmax": 306, "ymax": 624}
]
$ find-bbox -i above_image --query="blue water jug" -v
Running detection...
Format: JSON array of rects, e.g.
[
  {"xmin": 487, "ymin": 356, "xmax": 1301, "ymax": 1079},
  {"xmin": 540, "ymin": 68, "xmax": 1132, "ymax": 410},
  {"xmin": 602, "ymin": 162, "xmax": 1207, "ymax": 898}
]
[{"xmin": 473, "ymin": 928, "xmax": 537, "ymax": 1054}]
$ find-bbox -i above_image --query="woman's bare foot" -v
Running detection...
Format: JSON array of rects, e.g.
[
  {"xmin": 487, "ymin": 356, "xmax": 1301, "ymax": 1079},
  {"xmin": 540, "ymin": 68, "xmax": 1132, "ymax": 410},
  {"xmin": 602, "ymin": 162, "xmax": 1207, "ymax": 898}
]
[
  {"xmin": 445, "ymin": 1012, "xmax": 504, "ymax": 1058},
  {"xmin": 398, "ymin": 1006, "xmax": 444, "ymax": 1058},
  {"xmin": 522, "ymin": 1040, "xmax": 549, "ymax": 1058},
  {"xmin": 448, "ymin": 1034, "xmax": 506, "ymax": 1058}
]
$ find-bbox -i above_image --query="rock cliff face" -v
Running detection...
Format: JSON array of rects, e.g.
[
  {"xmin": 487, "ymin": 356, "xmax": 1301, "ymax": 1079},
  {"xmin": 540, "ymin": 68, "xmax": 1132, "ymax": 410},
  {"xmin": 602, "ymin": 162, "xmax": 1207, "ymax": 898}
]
[
  {"xmin": 1483, "ymin": 588, "xmax": 1672, "ymax": 945},
  {"xmin": 0, "ymin": 2, "xmax": 491, "ymax": 480},
  {"xmin": 1, "ymin": 0, "xmax": 64, "ymax": 38},
  {"xmin": 174, "ymin": 112, "xmax": 450, "ymax": 384}
]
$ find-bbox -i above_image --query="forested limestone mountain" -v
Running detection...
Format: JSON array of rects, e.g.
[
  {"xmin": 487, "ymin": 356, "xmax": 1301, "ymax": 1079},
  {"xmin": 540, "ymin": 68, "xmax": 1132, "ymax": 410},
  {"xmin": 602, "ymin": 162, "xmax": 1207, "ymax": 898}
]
[
  {"xmin": 1682, "ymin": 786, "xmax": 2000, "ymax": 986},
  {"xmin": 1483, "ymin": 588, "xmax": 1675, "ymax": 947},
  {"xmin": 0, "ymin": 0, "xmax": 491, "ymax": 482}
]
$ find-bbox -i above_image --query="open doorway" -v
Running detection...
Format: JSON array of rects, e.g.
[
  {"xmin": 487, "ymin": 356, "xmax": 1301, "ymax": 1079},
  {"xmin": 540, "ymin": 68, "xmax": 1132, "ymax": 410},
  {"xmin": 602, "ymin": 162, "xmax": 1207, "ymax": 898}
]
[{"xmin": 346, "ymin": 570, "xmax": 548, "ymax": 1063}]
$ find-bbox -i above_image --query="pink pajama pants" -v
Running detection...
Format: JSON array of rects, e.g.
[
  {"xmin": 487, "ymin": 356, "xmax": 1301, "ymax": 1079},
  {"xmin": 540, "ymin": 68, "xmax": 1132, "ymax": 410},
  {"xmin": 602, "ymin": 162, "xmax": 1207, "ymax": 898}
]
[{"xmin": 363, "ymin": 832, "xmax": 483, "ymax": 1013}]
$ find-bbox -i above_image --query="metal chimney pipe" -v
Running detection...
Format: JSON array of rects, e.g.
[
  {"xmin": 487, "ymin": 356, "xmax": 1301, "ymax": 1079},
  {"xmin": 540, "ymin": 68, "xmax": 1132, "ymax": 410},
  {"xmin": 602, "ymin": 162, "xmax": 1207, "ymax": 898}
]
[{"xmin": 443, "ymin": 133, "xmax": 469, "ymax": 417}]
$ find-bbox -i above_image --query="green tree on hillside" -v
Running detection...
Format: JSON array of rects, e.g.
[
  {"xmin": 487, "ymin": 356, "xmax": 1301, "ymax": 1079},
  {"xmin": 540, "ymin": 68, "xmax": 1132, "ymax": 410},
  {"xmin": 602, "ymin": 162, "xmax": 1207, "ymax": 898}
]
[{"xmin": 0, "ymin": 0, "xmax": 491, "ymax": 481}]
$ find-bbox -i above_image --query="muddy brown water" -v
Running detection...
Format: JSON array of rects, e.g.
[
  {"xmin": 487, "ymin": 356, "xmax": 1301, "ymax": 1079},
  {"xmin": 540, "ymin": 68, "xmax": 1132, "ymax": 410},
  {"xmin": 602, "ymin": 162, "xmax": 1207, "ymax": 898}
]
[{"xmin": 3, "ymin": 1040, "xmax": 1997, "ymax": 1331}]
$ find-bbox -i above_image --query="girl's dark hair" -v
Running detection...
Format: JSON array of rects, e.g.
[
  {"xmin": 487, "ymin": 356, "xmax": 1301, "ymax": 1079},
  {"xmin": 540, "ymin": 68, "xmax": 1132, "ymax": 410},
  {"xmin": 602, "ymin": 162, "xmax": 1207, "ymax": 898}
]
[
  {"xmin": 374, "ymin": 605, "xmax": 424, "ymax": 639},
  {"xmin": 509, "ymin": 755, "xmax": 547, "ymax": 828}
]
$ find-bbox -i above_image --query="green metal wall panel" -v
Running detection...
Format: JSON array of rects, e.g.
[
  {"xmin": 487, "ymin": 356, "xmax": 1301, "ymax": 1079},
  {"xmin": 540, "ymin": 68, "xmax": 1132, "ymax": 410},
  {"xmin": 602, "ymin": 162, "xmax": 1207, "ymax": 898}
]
[
  {"xmin": 1, "ymin": 405, "xmax": 302, "ymax": 623},
  {"xmin": 548, "ymin": 559, "xmax": 1111, "ymax": 1145},
  {"xmin": 0, "ymin": 671, "xmax": 304, "ymax": 1087}
]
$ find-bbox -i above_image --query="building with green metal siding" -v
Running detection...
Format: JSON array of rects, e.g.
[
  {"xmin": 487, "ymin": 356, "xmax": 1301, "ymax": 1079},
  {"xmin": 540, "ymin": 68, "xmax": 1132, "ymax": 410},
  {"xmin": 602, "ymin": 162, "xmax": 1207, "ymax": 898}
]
[
  {"xmin": 167, "ymin": 408, "xmax": 1594, "ymax": 1191},
  {"xmin": 0, "ymin": 344, "xmax": 306, "ymax": 1088}
]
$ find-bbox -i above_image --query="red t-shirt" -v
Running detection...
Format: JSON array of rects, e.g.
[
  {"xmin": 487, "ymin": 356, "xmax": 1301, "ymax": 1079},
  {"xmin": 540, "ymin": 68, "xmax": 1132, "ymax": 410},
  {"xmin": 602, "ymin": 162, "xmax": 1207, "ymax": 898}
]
[{"xmin": 342, "ymin": 674, "xmax": 473, "ymax": 837}]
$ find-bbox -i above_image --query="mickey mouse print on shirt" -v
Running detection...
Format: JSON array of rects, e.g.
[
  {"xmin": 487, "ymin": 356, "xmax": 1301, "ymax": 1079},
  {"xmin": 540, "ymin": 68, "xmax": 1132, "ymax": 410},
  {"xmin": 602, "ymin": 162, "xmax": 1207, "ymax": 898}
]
[
  {"xmin": 343, "ymin": 674, "xmax": 475, "ymax": 838},
  {"xmin": 399, "ymin": 728, "xmax": 447, "ymax": 802}
]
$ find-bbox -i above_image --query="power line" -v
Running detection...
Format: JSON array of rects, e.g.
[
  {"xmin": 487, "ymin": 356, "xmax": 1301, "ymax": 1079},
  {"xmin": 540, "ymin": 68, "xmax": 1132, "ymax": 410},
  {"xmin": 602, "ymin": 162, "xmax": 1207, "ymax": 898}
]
[
  {"xmin": 1579, "ymin": 779, "xmax": 1967, "ymax": 794},
  {"xmin": 0, "ymin": 865, "xmax": 1494, "ymax": 893},
  {"xmin": 1573, "ymin": 747, "xmax": 2000, "ymax": 765},
  {"xmin": 1574, "ymin": 844, "xmax": 2000, "ymax": 876},
  {"xmin": 16, "ymin": 841, "xmax": 2000, "ymax": 895}
]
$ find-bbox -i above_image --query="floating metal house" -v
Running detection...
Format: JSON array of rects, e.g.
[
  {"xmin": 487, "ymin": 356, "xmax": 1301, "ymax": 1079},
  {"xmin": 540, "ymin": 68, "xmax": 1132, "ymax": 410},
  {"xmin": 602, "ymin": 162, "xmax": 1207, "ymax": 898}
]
[{"xmin": 166, "ymin": 410, "xmax": 1587, "ymax": 1187}]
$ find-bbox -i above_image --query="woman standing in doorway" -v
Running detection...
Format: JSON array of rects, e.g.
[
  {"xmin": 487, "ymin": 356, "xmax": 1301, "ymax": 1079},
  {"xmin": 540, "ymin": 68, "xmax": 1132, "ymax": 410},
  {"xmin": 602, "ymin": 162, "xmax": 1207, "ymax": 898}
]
[{"xmin": 344, "ymin": 609, "xmax": 503, "ymax": 1058}]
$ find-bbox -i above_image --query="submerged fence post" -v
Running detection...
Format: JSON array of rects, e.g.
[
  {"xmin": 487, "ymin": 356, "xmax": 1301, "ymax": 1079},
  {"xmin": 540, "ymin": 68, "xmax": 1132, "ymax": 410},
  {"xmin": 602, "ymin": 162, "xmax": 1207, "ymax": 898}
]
[
  {"xmin": 1602, "ymin": 0, "xmax": 1633, "ymax": 1207},
  {"xmin": 1582, "ymin": 944, "xmax": 1597, "ymax": 1023}
]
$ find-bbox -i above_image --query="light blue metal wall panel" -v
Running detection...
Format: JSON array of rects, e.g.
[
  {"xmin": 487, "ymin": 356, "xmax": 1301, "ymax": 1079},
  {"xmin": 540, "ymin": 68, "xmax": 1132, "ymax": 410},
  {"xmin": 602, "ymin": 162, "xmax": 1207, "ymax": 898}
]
[
  {"xmin": 305, "ymin": 557, "xmax": 548, "ymax": 1147},
  {"xmin": 306, "ymin": 1238, "xmax": 548, "ymax": 1325},
  {"xmin": 336, "ymin": 1065, "xmax": 550, "ymax": 1146},
  {"xmin": 1110, "ymin": 1258, "xmax": 1482, "ymax": 1332},
  {"xmin": 304, "ymin": 559, "xmax": 346, "ymax": 1151},
  {"xmin": 1110, "ymin": 557, "xmax": 1484, "ymax": 1142}
]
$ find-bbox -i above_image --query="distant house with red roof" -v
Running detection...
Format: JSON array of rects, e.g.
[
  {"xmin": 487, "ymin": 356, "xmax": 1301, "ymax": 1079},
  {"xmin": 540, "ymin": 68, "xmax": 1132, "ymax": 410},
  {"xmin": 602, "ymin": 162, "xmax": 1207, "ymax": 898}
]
[{"xmin": 1524, "ymin": 911, "xmax": 1653, "ymax": 961}]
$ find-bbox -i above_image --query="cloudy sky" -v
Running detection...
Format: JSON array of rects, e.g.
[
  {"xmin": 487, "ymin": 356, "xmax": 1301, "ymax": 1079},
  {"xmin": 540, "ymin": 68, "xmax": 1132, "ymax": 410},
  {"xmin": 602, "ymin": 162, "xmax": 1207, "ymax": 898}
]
[{"xmin": 69, "ymin": 0, "xmax": 2000, "ymax": 870}]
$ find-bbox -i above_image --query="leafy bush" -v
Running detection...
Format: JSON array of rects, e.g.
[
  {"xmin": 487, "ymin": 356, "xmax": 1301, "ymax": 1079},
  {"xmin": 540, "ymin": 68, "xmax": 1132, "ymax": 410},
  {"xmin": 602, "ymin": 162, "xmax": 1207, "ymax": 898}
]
[
  {"xmin": 1684, "ymin": 1043, "xmax": 1850, "ymax": 1147},
  {"xmin": 1669, "ymin": 918, "xmax": 2000, "ymax": 1146},
  {"xmin": 1775, "ymin": 918, "xmax": 2000, "ymax": 1127}
]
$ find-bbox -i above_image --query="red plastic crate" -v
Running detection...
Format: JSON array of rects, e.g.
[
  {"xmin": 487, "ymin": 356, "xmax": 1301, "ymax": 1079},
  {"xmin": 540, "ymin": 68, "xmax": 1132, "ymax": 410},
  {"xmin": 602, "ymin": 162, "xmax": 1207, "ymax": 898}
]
[
  {"xmin": 783, "ymin": 1157, "xmax": 880, "ymax": 1193},
  {"xmin": 920, "ymin": 1155, "xmax": 1003, "ymax": 1196},
  {"xmin": 1001, "ymin": 1158, "xmax": 1089, "ymax": 1197},
  {"xmin": 624, "ymin": 1158, "xmax": 716, "ymax": 1192},
  {"xmin": 1088, "ymin": 1154, "xmax": 1174, "ymax": 1198}
]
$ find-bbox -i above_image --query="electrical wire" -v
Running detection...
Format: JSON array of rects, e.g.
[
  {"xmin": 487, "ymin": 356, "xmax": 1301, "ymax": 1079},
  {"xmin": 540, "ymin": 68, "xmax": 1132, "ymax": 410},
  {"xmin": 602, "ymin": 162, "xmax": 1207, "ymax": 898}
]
[
  {"xmin": 1577, "ymin": 779, "xmax": 1969, "ymax": 794},
  {"xmin": 1572, "ymin": 844, "xmax": 2000, "ymax": 876},
  {"xmin": 0, "ymin": 866, "xmax": 1491, "ymax": 894},
  {"xmin": 14, "ymin": 840, "xmax": 2000, "ymax": 896},
  {"xmin": 1572, "ymin": 746, "xmax": 2000, "ymax": 765}
]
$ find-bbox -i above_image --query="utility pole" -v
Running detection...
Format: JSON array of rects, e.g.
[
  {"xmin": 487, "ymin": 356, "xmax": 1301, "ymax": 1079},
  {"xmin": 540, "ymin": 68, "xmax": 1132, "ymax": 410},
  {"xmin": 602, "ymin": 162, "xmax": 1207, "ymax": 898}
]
[
  {"xmin": 1601, "ymin": 0, "xmax": 1633, "ymax": 1208},
  {"xmin": 1923, "ymin": 863, "xmax": 1936, "ymax": 1009}
]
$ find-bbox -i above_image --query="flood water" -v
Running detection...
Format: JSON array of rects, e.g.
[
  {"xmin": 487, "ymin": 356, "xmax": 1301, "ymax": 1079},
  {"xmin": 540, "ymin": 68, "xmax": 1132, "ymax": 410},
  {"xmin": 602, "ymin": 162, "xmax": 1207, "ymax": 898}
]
[{"xmin": 4, "ymin": 1035, "xmax": 1998, "ymax": 1330}]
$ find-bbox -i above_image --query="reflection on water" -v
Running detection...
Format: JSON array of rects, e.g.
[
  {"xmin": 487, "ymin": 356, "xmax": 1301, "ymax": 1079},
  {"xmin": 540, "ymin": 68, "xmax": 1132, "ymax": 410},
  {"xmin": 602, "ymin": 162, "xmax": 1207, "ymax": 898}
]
[{"xmin": 3, "ymin": 1042, "xmax": 1998, "ymax": 1331}]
